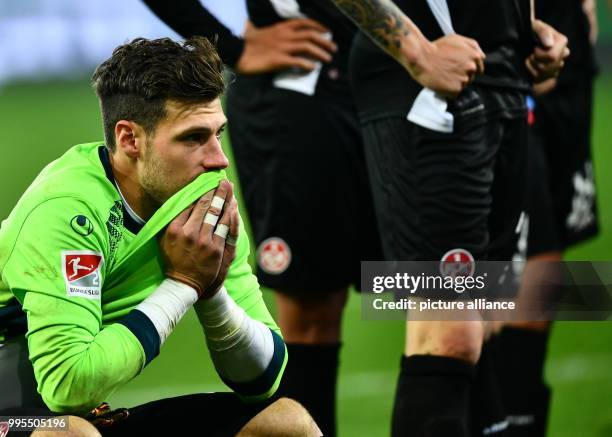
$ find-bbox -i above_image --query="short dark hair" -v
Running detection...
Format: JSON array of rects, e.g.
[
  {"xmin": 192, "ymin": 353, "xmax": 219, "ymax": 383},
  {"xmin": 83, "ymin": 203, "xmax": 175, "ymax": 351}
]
[{"xmin": 92, "ymin": 36, "xmax": 225, "ymax": 151}]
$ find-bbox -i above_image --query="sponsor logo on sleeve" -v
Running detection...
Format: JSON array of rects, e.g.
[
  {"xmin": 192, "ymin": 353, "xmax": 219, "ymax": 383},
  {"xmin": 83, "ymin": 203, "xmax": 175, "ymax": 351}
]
[
  {"xmin": 61, "ymin": 250, "xmax": 104, "ymax": 299},
  {"xmin": 70, "ymin": 214, "xmax": 94, "ymax": 236}
]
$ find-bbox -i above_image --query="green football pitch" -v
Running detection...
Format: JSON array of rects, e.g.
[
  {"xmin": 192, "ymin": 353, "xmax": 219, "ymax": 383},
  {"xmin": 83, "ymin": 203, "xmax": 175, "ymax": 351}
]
[{"xmin": 1, "ymin": 76, "xmax": 611, "ymax": 436}]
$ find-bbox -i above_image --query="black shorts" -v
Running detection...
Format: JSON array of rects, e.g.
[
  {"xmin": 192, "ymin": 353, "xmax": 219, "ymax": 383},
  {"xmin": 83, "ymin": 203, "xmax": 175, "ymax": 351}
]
[
  {"xmin": 526, "ymin": 79, "xmax": 599, "ymax": 257},
  {"xmin": 226, "ymin": 75, "xmax": 382, "ymax": 292},
  {"xmin": 0, "ymin": 393, "xmax": 276, "ymax": 437},
  {"xmin": 360, "ymin": 88, "xmax": 528, "ymax": 262}
]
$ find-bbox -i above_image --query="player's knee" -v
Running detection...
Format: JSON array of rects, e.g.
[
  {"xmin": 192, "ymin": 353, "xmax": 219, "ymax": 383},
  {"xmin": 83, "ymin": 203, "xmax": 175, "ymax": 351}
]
[
  {"xmin": 276, "ymin": 289, "xmax": 347, "ymax": 343},
  {"xmin": 408, "ymin": 321, "xmax": 484, "ymax": 364},
  {"xmin": 439, "ymin": 321, "xmax": 483, "ymax": 363},
  {"xmin": 30, "ymin": 416, "xmax": 101, "ymax": 437},
  {"xmin": 237, "ymin": 397, "xmax": 321, "ymax": 437}
]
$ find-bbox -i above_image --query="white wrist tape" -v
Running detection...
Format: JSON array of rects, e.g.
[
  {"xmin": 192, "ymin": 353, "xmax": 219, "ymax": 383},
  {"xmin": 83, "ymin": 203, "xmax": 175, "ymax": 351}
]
[
  {"xmin": 135, "ymin": 278, "xmax": 198, "ymax": 345},
  {"xmin": 195, "ymin": 287, "xmax": 274, "ymax": 383}
]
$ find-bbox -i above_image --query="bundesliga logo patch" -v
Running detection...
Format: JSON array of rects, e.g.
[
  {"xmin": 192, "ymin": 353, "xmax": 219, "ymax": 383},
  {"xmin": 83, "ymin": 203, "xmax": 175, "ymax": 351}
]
[
  {"xmin": 257, "ymin": 237, "xmax": 291, "ymax": 275},
  {"xmin": 61, "ymin": 250, "xmax": 104, "ymax": 299}
]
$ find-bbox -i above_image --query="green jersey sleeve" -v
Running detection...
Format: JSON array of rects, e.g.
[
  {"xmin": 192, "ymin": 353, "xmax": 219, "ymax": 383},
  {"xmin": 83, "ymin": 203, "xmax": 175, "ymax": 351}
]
[{"xmin": 2, "ymin": 198, "xmax": 145, "ymax": 414}]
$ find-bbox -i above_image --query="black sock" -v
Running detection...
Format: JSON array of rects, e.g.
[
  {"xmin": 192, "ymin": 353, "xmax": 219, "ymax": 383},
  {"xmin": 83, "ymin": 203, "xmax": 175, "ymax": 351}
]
[
  {"xmin": 470, "ymin": 338, "xmax": 509, "ymax": 436},
  {"xmin": 392, "ymin": 355, "xmax": 475, "ymax": 437},
  {"xmin": 275, "ymin": 343, "xmax": 341, "ymax": 437},
  {"xmin": 495, "ymin": 327, "xmax": 551, "ymax": 437}
]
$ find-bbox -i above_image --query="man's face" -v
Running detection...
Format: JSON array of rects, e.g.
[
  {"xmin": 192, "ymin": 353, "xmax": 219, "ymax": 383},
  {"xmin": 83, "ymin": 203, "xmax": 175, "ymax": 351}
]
[{"xmin": 139, "ymin": 98, "xmax": 228, "ymax": 205}]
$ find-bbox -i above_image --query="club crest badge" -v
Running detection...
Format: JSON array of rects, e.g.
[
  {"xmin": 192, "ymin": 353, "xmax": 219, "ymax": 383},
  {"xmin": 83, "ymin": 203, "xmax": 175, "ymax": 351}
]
[
  {"xmin": 61, "ymin": 250, "xmax": 104, "ymax": 299},
  {"xmin": 440, "ymin": 248, "xmax": 475, "ymax": 278},
  {"xmin": 0, "ymin": 421, "xmax": 9, "ymax": 437},
  {"xmin": 257, "ymin": 237, "xmax": 291, "ymax": 275}
]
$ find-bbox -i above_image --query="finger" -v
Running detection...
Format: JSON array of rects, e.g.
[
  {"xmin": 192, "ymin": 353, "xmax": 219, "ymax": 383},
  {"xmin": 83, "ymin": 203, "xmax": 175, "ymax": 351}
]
[
  {"xmin": 211, "ymin": 195, "xmax": 233, "ymax": 246},
  {"xmin": 186, "ymin": 180, "xmax": 229, "ymax": 236},
  {"xmin": 289, "ymin": 41, "xmax": 333, "ymax": 62},
  {"xmin": 182, "ymin": 189, "xmax": 215, "ymax": 238},
  {"xmin": 220, "ymin": 203, "xmax": 239, "ymax": 272},
  {"xmin": 295, "ymin": 30, "xmax": 338, "ymax": 52},
  {"xmin": 170, "ymin": 204, "xmax": 195, "ymax": 228},
  {"xmin": 533, "ymin": 20, "xmax": 554, "ymax": 48},
  {"xmin": 286, "ymin": 18, "xmax": 329, "ymax": 33},
  {"xmin": 525, "ymin": 55, "xmax": 544, "ymax": 79},
  {"xmin": 226, "ymin": 199, "xmax": 239, "ymax": 247},
  {"xmin": 278, "ymin": 54, "xmax": 317, "ymax": 71},
  {"xmin": 475, "ymin": 55, "xmax": 485, "ymax": 75},
  {"xmin": 562, "ymin": 46, "xmax": 571, "ymax": 59},
  {"xmin": 202, "ymin": 180, "xmax": 233, "ymax": 235},
  {"xmin": 464, "ymin": 37, "xmax": 486, "ymax": 58}
]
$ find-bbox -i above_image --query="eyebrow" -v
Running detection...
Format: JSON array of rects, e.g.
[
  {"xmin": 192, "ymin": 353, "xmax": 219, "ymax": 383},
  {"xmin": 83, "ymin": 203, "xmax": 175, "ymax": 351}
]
[{"xmin": 176, "ymin": 122, "xmax": 227, "ymax": 139}]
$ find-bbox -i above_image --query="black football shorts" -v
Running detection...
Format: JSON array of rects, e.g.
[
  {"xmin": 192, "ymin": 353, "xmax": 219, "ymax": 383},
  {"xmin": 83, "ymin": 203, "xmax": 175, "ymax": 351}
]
[
  {"xmin": 526, "ymin": 79, "xmax": 599, "ymax": 257},
  {"xmin": 226, "ymin": 75, "xmax": 382, "ymax": 293},
  {"xmin": 359, "ymin": 87, "xmax": 528, "ymax": 263}
]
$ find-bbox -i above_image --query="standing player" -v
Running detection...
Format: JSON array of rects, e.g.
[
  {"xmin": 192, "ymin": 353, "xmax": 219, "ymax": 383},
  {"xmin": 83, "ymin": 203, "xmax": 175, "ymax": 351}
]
[
  {"xmin": 0, "ymin": 37, "xmax": 320, "ymax": 437},
  {"xmin": 331, "ymin": 0, "xmax": 568, "ymax": 435},
  {"xmin": 495, "ymin": 1, "xmax": 600, "ymax": 436}
]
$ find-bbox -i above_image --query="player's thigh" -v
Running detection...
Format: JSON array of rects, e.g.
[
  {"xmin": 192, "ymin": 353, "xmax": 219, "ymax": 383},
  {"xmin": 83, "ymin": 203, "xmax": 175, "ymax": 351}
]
[
  {"xmin": 360, "ymin": 110, "xmax": 497, "ymax": 261},
  {"xmin": 227, "ymin": 77, "xmax": 381, "ymax": 291},
  {"xmin": 98, "ymin": 393, "xmax": 276, "ymax": 437}
]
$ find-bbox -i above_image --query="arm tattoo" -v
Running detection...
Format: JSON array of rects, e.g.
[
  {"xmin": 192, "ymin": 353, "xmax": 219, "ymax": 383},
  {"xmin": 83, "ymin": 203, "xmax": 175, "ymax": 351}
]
[{"xmin": 331, "ymin": 0, "xmax": 410, "ymax": 57}]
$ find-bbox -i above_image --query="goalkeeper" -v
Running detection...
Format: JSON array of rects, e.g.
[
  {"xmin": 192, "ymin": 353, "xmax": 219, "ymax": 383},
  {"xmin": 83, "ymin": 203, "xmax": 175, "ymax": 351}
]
[{"xmin": 0, "ymin": 36, "xmax": 319, "ymax": 437}]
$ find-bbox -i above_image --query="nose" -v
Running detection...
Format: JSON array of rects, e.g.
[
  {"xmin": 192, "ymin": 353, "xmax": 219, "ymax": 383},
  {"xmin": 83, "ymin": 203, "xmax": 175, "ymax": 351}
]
[{"xmin": 203, "ymin": 140, "xmax": 230, "ymax": 171}]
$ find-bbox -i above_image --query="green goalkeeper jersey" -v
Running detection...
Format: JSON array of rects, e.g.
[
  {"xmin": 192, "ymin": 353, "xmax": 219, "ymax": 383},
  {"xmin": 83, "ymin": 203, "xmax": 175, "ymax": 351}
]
[{"xmin": 0, "ymin": 143, "xmax": 285, "ymax": 414}]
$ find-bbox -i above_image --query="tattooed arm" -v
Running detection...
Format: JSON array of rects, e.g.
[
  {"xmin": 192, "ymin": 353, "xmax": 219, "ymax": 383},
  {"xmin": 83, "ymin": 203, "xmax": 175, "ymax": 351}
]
[{"xmin": 331, "ymin": 0, "xmax": 486, "ymax": 97}]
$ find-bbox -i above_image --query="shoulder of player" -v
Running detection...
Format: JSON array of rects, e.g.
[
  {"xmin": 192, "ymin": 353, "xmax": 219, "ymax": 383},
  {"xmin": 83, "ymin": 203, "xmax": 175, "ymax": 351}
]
[{"xmin": 10, "ymin": 143, "xmax": 120, "ymax": 229}]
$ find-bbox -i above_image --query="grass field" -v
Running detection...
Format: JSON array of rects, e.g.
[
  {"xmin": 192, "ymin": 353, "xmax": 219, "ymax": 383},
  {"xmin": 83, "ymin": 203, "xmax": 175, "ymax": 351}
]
[{"xmin": 1, "ymin": 75, "xmax": 612, "ymax": 436}]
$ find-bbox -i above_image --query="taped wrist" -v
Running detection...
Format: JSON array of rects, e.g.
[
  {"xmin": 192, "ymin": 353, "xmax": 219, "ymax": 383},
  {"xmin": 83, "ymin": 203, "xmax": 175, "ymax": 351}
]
[
  {"xmin": 165, "ymin": 271, "xmax": 203, "ymax": 297},
  {"xmin": 134, "ymin": 278, "xmax": 198, "ymax": 345},
  {"xmin": 195, "ymin": 287, "xmax": 275, "ymax": 383}
]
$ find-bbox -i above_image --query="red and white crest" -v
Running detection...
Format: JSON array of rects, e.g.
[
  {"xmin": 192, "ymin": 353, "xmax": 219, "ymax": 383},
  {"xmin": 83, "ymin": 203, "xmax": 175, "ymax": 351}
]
[
  {"xmin": 440, "ymin": 248, "xmax": 475, "ymax": 278},
  {"xmin": 257, "ymin": 237, "xmax": 291, "ymax": 275},
  {"xmin": 0, "ymin": 421, "xmax": 9, "ymax": 437},
  {"xmin": 61, "ymin": 250, "xmax": 104, "ymax": 299}
]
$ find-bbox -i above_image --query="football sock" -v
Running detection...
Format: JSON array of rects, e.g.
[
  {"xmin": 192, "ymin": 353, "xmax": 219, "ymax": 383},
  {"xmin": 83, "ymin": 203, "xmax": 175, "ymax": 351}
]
[
  {"xmin": 495, "ymin": 327, "xmax": 551, "ymax": 437},
  {"xmin": 470, "ymin": 337, "xmax": 509, "ymax": 436},
  {"xmin": 276, "ymin": 343, "xmax": 341, "ymax": 437},
  {"xmin": 392, "ymin": 355, "xmax": 474, "ymax": 437}
]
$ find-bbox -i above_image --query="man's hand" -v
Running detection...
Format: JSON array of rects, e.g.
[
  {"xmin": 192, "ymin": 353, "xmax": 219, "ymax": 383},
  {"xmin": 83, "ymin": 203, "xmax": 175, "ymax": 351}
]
[
  {"xmin": 533, "ymin": 77, "xmax": 557, "ymax": 96},
  {"xmin": 160, "ymin": 179, "xmax": 239, "ymax": 299},
  {"xmin": 404, "ymin": 32, "xmax": 486, "ymax": 98},
  {"xmin": 236, "ymin": 19, "xmax": 338, "ymax": 74},
  {"xmin": 526, "ymin": 20, "xmax": 570, "ymax": 83}
]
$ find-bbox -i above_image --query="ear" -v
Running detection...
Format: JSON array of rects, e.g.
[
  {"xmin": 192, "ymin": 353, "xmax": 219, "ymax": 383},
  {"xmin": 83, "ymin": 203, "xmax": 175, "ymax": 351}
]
[{"xmin": 115, "ymin": 120, "xmax": 146, "ymax": 159}]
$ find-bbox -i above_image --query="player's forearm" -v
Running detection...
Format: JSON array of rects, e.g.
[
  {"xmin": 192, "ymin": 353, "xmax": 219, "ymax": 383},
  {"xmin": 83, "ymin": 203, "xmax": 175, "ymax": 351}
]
[
  {"xmin": 26, "ymin": 294, "xmax": 145, "ymax": 413},
  {"xmin": 330, "ymin": 0, "xmax": 425, "ymax": 69},
  {"xmin": 28, "ymin": 280, "xmax": 198, "ymax": 414},
  {"xmin": 195, "ymin": 287, "xmax": 287, "ymax": 401},
  {"xmin": 142, "ymin": 0, "xmax": 244, "ymax": 67}
]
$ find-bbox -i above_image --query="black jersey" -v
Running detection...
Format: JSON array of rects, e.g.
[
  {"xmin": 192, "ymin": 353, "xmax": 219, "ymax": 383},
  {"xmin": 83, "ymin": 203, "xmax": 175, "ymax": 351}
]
[{"xmin": 350, "ymin": 0, "xmax": 534, "ymax": 121}]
